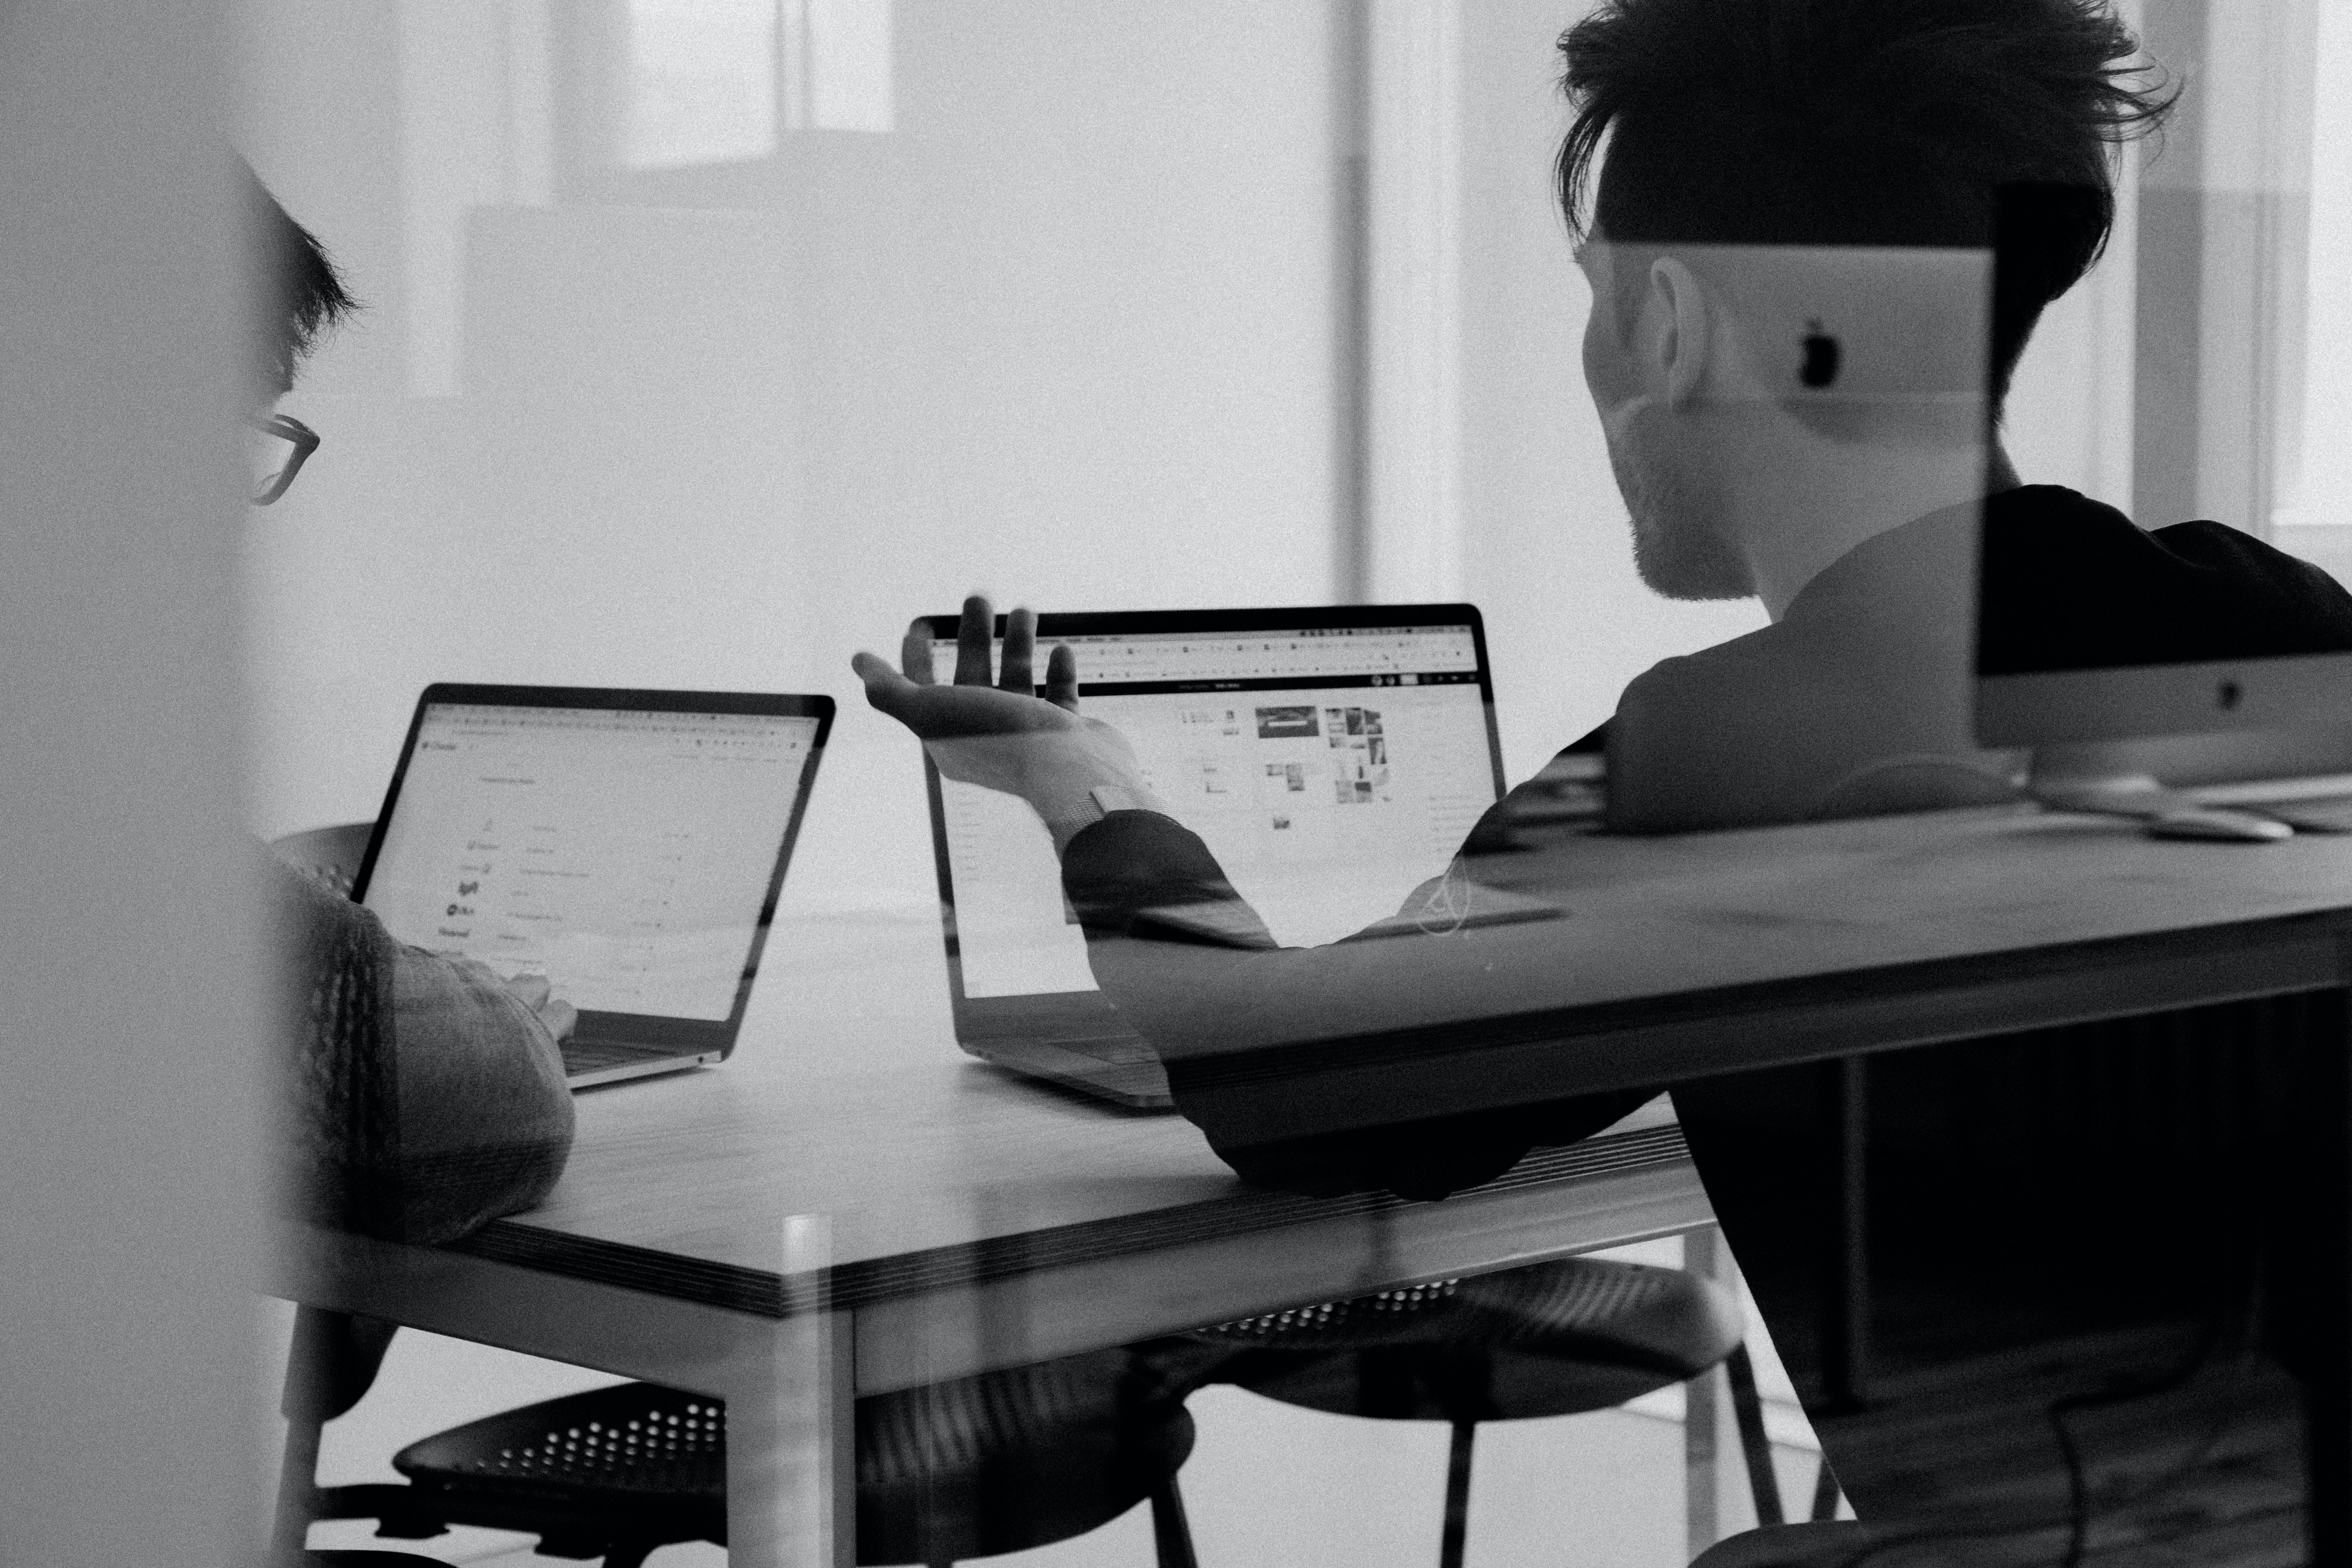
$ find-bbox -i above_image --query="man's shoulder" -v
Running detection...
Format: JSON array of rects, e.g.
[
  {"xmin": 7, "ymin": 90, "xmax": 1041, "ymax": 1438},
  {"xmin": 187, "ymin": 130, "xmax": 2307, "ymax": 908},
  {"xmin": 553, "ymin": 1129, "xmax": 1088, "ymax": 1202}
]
[
  {"xmin": 1618, "ymin": 609, "xmax": 1854, "ymax": 712},
  {"xmin": 1983, "ymin": 486, "xmax": 2352, "ymax": 673}
]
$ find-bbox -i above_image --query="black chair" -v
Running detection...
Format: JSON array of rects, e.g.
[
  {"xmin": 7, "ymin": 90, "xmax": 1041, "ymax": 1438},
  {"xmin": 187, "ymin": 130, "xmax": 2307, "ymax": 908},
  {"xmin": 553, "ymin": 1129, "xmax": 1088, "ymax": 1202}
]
[
  {"xmin": 278, "ymin": 1307, "xmax": 1199, "ymax": 1568},
  {"xmin": 1172, "ymin": 1255, "xmax": 1785, "ymax": 1568},
  {"xmin": 1687, "ymin": 1520, "xmax": 1870, "ymax": 1567},
  {"xmin": 271, "ymin": 820, "xmax": 371, "ymax": 896}
]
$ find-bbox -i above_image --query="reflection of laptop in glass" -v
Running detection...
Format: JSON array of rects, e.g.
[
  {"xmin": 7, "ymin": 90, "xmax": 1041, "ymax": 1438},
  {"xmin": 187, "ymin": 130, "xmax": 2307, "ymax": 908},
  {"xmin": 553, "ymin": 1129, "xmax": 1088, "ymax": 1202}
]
[
  {"xmin": 920, "ymin": 606, "xmax": 1510, "ymax": 1110},
  {"xmin": 351, "ymin": 684, "xmax": 833, "ymax": 1087}
]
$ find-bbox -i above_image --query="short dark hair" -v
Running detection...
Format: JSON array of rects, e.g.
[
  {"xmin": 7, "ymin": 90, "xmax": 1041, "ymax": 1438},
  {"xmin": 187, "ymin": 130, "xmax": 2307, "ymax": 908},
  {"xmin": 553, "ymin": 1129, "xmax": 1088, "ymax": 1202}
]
[
  {"xmin": 1556, "ymin": 0, "xmax": 2174, "ymax": 399},
  {"xmin": 240, "ymin": 159, "xmax": 357, "ymax": 393}
]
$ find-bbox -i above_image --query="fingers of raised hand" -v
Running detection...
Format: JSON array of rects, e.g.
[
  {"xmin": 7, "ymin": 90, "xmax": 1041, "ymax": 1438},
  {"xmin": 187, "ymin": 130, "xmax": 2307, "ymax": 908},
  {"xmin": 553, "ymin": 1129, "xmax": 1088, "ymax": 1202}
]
[
  {"xmin": 1046, "ymin": 643, "xmax": 1080, "ymax": 712},
  {"xmin": 541, "ymin": 999, "xmax": 578, "ymax": 1043},
  {"xmin": 852, "ymin": 650, "xmax": 919, "ymax": 718},
  {"xmin": 1000, "ymin": 606, "xmax": 1038, "ymax": 694},
  {"xmin": 506, "ymin": 972, "xmax": 552, "ymax": 1009},
  {"xmin": 900, "ymin": 618, "xmax": 938, "ymax": 685},
  {"xmin": 955, "ymin": 594, "xmax": 995, "ymax": 686}
]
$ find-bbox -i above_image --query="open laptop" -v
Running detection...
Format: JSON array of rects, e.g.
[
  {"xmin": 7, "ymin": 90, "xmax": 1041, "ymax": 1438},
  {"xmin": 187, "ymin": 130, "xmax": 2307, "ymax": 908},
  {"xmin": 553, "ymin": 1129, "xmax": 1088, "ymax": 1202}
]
[
  {"xmin": 351, "ymin": 684, "xmax": 833, "ymax": 1087},
  {"xmin": 920, "ymin": 606, "xmax": 1519, "ymax": 1108}
]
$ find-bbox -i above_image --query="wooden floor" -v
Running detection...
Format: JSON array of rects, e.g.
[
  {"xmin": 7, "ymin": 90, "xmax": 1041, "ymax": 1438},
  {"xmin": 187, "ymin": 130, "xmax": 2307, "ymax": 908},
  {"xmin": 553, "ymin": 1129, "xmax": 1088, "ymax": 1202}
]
[{"xmin": 1798, "ymin": 1330, "xmax": 2304, "ymax": 1567}]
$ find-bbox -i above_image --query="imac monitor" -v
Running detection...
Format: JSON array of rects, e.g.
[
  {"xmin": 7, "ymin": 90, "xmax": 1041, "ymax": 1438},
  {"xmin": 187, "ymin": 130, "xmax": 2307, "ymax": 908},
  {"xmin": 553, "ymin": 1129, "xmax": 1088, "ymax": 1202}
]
[{"xmin": 1973, "ymin": 187, "xmax": 2352, "ymax": 813}]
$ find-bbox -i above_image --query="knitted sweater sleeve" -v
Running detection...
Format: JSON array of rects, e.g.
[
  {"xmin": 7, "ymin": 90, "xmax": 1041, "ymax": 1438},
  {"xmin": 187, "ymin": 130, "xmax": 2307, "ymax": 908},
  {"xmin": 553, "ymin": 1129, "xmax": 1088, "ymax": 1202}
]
[{"xmin": 267, "ymin": 848, "xmax": 576, "ymax": 1245}]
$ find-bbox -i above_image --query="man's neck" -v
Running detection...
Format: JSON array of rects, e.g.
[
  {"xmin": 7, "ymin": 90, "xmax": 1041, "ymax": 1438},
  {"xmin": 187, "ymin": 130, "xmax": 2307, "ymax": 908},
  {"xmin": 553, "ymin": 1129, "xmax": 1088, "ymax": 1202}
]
[{"xmin": 1746, "ymin": 440, "xmax": 2023, "ymax": 621}]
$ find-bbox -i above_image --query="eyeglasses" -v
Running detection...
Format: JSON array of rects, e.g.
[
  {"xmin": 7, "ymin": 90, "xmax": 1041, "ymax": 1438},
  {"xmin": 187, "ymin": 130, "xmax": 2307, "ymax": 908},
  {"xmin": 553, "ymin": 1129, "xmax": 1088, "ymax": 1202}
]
[{"xmin": 245, "ymin": 412, "xmax": 321, "ymax": 506}]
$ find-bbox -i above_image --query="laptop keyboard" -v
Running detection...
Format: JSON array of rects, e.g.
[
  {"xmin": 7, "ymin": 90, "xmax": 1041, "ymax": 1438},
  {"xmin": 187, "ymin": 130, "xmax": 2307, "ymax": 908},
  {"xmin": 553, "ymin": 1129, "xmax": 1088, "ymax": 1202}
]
[
  {"xmin": 561, "ymin": 1038, "xmax": 675, "ymax": 1076},
  {"xmin": 1077, "ymin": 1039, "xmax": 1162, "ymax": 1066}
]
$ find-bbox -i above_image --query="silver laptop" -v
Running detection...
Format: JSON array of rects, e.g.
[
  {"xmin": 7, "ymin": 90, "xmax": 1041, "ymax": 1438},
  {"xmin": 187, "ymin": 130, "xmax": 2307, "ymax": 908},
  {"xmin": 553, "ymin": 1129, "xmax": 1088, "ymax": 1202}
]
[
  {"xmin": 352, "ymin": 684, "xmax": 833, "ymax": 1087},
  {"xmin": 920, "ymin": 606, "xmax": 1515, "ymax": 1108}
]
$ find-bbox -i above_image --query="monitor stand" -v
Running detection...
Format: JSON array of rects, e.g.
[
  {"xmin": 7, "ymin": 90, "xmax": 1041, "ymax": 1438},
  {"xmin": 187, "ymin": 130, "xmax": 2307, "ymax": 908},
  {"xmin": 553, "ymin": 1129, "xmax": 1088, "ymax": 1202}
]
[
  {"xmin": 2025, "ymin": 741, "xmax": 2194, "ymax": 816},
  {"xmin": 2026, "ymin": 742, "xmax": 2293, "ymax": 842}
]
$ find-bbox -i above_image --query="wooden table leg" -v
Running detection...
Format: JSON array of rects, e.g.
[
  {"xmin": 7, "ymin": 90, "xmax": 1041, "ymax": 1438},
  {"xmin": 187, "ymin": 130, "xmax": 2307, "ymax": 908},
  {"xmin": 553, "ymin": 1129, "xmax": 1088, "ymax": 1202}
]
[
  {"xmin": 726, "ymin": 1307, "xmax": 855, "ymax": 1568},
  {"xmin": 1685, "ymin": 1225, "xmax": 1723, "ymax": 1558},
  {"xmin": 729, "ymin": 1214, "xmax": 856, "ymax": 1568}
]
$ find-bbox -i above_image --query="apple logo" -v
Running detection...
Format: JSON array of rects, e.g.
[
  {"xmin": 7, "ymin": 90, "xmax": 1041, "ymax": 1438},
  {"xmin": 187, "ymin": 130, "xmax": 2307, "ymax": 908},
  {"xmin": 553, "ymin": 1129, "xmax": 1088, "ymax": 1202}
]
[{"xmin": 1801, "ymin": 318, "xmax": 1841, "ymax": 389}]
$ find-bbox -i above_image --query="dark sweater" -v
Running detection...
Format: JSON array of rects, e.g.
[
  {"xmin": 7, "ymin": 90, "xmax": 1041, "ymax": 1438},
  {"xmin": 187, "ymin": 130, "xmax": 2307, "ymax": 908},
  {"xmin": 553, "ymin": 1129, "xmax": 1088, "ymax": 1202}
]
[
  {"xmin": 268, "ymin": 849, "xmax": 575, "ymax": 1245},
  {"xmin": 1980, "ymin": 485, "xmax": 2352, "ymax": 674}
]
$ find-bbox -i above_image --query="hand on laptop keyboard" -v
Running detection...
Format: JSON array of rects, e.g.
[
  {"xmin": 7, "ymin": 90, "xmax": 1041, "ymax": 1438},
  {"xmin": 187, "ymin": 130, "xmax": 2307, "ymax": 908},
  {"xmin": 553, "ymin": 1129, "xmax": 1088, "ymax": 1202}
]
[{"xmin": 455, "ymin": 961, "xmax": 577, "ymax": 1043}]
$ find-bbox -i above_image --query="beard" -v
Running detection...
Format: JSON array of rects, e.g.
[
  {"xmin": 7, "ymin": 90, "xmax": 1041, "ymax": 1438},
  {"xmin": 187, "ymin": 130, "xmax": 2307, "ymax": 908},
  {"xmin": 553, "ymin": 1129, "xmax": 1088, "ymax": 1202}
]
[{"xmin": 1604, "ymin": 415, "xmax": 1752, "ymax": 602}]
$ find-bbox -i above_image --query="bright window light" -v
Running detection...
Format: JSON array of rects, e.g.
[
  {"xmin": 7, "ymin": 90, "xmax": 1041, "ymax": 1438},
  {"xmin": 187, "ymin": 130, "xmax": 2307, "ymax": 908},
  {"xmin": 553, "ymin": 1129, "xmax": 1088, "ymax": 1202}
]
[
  {"xmin": 623, "ymin": 0, "xmax": 779, "ymax": 169},
  {"xmin": 2291, "ymin": 1, "xmax": 2352, "ymax": 524},
  {"xmin": 807, "ymin": 0, "xmax": 893, "ymax": 134}
]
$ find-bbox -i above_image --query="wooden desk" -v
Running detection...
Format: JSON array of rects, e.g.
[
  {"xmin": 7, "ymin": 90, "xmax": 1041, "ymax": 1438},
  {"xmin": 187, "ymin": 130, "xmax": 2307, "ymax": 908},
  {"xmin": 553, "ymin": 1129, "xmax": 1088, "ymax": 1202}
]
[{"xmin": 274, "ymin": 804, "xmax": 2352, "ymax": 1565}]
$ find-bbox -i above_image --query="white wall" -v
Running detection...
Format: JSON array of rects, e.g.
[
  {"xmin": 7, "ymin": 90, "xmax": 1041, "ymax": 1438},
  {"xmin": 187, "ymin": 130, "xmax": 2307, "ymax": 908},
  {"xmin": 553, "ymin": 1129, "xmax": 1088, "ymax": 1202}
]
[
  {"xmin": 243, "ymin": 0, "xmax": 1348, "ymax": 906},
  {"xmin": 0, "ymin": 4, "xmax": 262, "ymax": 1565},
  {"xmin": 243, "ymin": 0, "xmax": 1802, "ymax": 844}
]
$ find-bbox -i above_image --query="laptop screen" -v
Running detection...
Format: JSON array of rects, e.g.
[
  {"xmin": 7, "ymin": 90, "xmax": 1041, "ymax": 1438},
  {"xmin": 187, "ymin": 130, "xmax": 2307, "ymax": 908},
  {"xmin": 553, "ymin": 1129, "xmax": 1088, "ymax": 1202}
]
[
  {"xmin": 362, "ymin": 700, "xmax": 824, "ymax": 1022},
  {"xmin": 929, "ymin": 618, "xmax": 1501, "ymax": 1001}
]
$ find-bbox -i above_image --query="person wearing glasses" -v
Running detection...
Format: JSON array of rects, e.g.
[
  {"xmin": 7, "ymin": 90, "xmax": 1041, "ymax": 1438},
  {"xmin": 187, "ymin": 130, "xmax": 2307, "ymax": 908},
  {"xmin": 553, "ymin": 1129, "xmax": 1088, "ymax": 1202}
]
[
  {"xmin": 248, "ymin": 409, "xmax": 318, "ymax": 508},
  {"xmin": 244, "ymin": 164, "xmax": 579, "ymax": 1248}
]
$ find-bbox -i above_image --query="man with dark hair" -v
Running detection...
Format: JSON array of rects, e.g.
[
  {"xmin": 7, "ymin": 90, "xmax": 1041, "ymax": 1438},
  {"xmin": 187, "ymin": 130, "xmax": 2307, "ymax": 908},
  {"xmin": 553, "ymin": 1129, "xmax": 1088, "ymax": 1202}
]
[
  {"xmin": 242, "ymin": 165, "xmax": 578, "ymax": 1249},
  {"xmin": 1553, "ymin": 0, "xmax": 2350, "ymax": 820},
  {"xmin": 1557, "ymin": 0, "xmax": 2166, "ymax": 406},
  {"xmin": 854, "ymin": 0, "xmax": 2331, "ymax": 1166},
  {"xmin": 853, "ymin": 3, "xmax": 2341, "ymax": 1538}
]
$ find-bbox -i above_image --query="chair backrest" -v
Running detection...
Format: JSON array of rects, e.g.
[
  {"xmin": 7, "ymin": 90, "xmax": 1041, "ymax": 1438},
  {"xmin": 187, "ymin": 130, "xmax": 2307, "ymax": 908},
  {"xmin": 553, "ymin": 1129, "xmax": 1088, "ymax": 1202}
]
[{"xmin": 267, "ymin": 822, "xmax": 374, "ymax": 898}]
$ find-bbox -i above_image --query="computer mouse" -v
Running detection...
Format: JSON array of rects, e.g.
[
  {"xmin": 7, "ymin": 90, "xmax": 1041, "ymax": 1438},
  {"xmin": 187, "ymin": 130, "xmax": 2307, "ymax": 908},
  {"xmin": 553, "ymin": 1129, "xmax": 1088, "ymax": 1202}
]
[{"xmin": 2144, "ymin": 807, "xmax": 2293, "ymax": 843}]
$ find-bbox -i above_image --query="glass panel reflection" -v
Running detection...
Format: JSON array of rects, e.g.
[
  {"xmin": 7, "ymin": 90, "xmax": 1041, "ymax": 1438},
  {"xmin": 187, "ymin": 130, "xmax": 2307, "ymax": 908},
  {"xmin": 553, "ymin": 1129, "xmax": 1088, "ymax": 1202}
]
[{"xmin": 245, "ymin": 1, "xmax": 2352, "ymax": 1564}]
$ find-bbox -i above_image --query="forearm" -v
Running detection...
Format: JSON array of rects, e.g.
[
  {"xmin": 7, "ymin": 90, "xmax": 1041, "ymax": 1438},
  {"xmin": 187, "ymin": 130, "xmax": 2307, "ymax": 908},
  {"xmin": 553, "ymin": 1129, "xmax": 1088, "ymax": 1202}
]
[
  {"xmin": 385, "ymin": 945, "xmax": 576, "ymax": 1241},
  {"xmin": 1060, "ymin": 811, "xmax": 1651, "ymax": 1199},
  {"xmin": 923, "ymin": 728, "xmax": 1169, "ymax": 855},
  {"xmin": 268, "ymin": 851, "xmax": 576, "ymax": 1243}
]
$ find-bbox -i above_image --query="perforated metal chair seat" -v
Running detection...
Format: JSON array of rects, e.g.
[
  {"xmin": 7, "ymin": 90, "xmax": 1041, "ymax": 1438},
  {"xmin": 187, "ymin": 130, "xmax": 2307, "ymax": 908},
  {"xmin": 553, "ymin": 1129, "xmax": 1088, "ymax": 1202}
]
[
  {"xmin": 385, "ymin": 1385, "xmax": 724, "ymax": 1556},
  {"xmin": 369, "ymin": 1348, "xmax": 1195, "ymax": 1566},
  {"xmin": 1186, "ymin": 1256, "xmax": 1745, "ymax": 1422},
  {"xmin": 857, "ymin": 1351, "xmax": 1195, "ymax": 1565}
]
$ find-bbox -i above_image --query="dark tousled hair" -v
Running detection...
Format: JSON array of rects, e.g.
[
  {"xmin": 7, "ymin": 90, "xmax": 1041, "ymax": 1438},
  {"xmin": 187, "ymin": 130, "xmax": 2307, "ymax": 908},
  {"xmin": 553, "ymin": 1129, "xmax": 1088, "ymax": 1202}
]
[
  {"xmin": 240, "ymin": 158, "xmax": 357, "ymax": 393},
  {"xmin": 1555, "ymin": 0, "xmax": 2174, "ymax": 399}
]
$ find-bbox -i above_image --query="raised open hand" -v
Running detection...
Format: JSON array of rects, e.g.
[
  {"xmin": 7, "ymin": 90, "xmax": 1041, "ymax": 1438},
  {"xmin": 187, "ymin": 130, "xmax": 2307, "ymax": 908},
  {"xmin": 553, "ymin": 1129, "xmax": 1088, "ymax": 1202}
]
[
  {"xmin": 850, "ymin": 595, "xmax": 1081, "ymax": 739},
  {"xmin": 853, "ymin": 595, "xmax": 1163, "ymax": 850}
]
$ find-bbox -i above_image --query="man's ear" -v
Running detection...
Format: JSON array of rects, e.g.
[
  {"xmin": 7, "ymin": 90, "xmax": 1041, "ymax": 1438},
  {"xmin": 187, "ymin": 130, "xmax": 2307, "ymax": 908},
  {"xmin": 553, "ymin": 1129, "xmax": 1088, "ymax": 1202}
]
[{"xmin": 1648, "ymin": 257, "xmax": 1710, "ymax": 410}]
